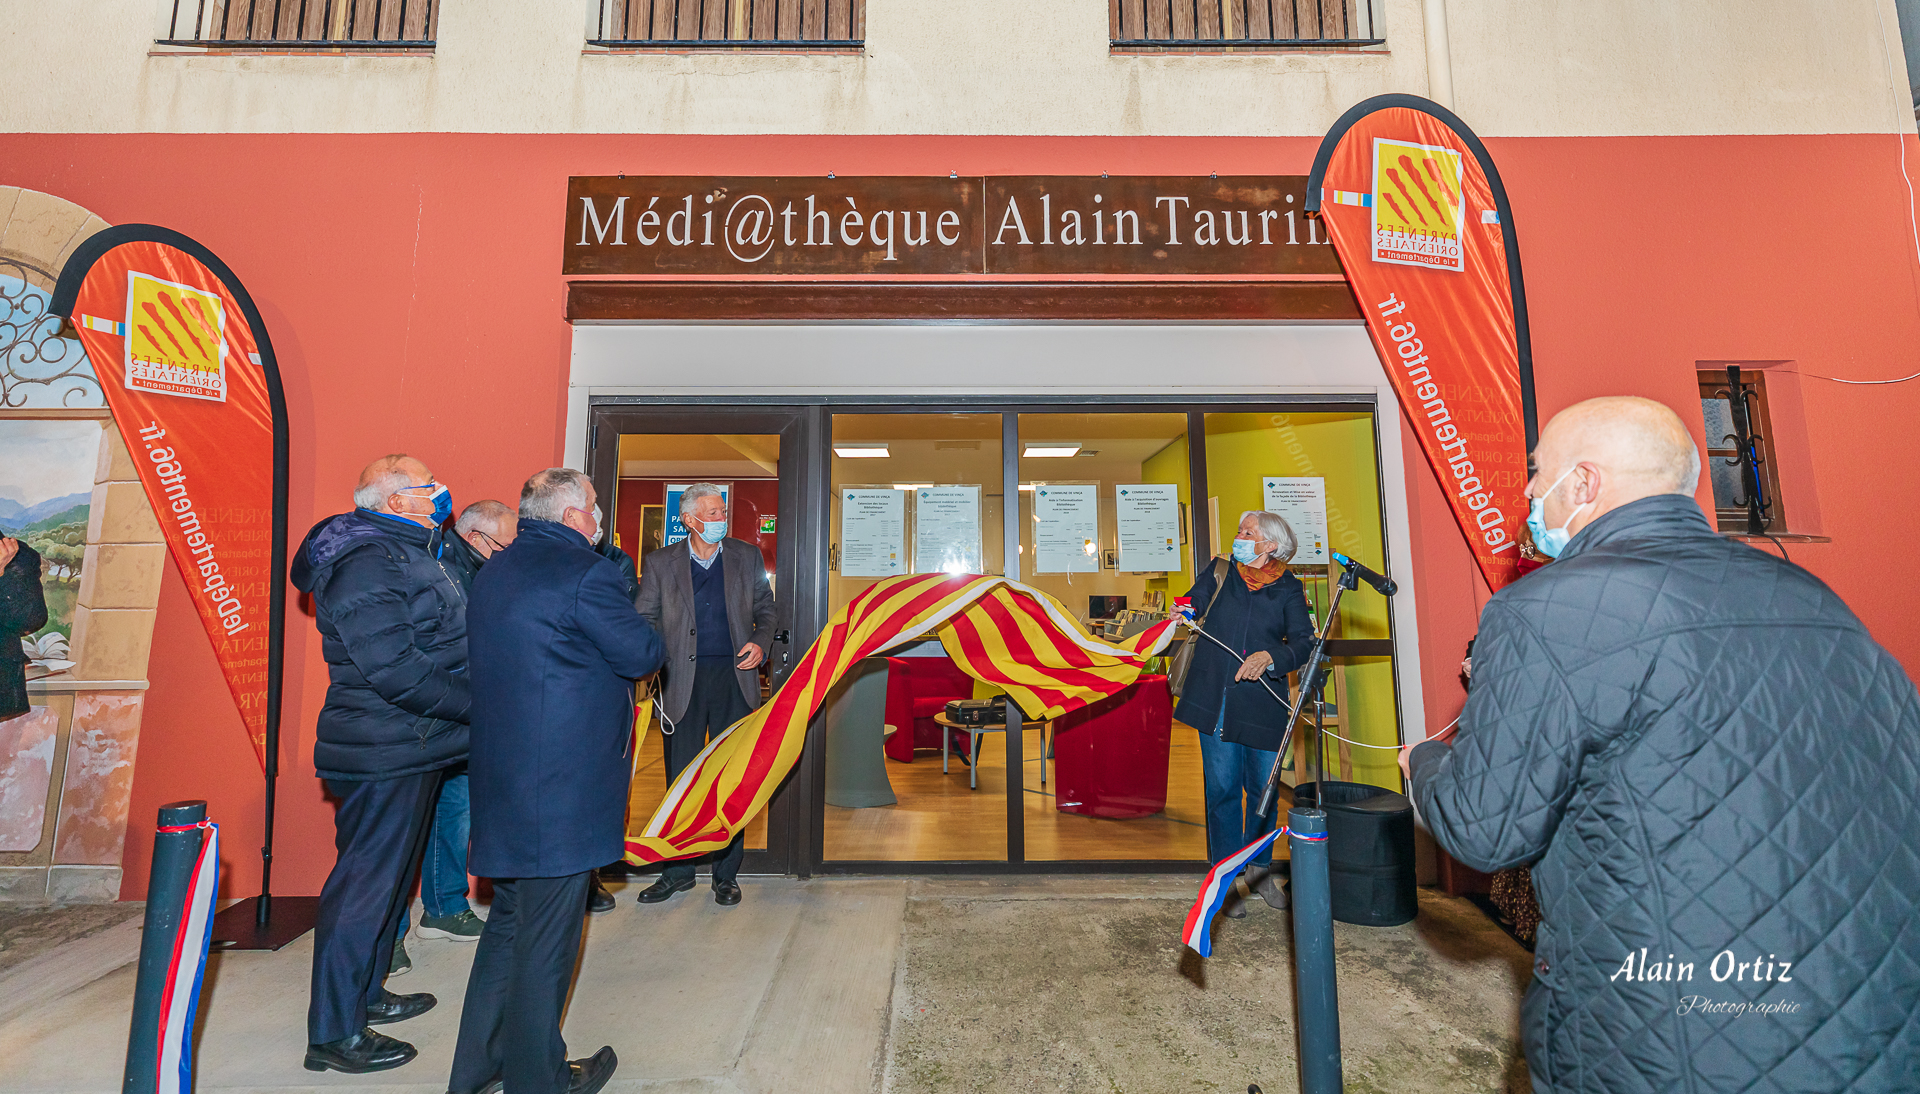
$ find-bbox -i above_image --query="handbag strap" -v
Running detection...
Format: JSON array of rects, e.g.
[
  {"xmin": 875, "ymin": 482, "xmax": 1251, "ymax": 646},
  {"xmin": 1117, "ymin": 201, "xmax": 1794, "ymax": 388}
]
[{"xmin": 1194, "ymin": 557, "xmax": 1230, "ymax": 627}]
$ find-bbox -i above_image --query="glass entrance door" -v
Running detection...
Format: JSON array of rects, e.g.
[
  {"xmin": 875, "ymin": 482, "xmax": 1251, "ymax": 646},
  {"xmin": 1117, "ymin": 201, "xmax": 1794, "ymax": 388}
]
[{"xmin": 586, "ymin": 406, "xmax": 815, "ymax": 876}]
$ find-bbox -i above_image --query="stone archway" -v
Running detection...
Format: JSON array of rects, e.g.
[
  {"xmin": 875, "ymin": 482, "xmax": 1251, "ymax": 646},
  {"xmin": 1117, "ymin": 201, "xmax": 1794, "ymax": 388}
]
[{"xmin": 1, "ymin": 188, "xmax": 164, "ymax": 902}]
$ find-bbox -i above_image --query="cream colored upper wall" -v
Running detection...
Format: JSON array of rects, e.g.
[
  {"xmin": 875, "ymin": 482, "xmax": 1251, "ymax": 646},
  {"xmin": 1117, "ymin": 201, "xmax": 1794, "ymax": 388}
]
[{"xmin": 0, "ymin": 0, "xmax": 1909, "ymax": 137}]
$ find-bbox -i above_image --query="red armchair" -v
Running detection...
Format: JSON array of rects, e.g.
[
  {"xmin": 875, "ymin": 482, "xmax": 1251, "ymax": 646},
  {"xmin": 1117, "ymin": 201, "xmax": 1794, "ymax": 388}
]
[
  {"xmin": 883, "ymin": 656, "xmax": 976, "ymax": 763},
  {"xmin": 1049, "ymin": 674, "xmax": 1173, "ymax": 818}
]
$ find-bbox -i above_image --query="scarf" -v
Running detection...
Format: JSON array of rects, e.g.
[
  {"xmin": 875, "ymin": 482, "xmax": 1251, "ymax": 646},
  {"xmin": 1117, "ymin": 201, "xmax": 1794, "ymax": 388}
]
[{"xmin": 1236, "ymin": 558, "xmax": 1287, "ymax": 592}]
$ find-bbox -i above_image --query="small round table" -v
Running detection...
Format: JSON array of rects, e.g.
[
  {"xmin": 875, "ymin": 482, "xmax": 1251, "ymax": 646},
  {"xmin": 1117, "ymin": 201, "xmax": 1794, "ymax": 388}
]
[{"xmin": 934, "ymin": 711, "xmax": 1050, "ymax": 790}]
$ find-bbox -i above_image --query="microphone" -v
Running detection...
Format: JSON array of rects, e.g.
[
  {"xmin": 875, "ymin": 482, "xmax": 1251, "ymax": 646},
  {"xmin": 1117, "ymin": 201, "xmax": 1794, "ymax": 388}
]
[{"xmin": 1331, "ymin": 551, "xmax": 1398, "ymax": 596}]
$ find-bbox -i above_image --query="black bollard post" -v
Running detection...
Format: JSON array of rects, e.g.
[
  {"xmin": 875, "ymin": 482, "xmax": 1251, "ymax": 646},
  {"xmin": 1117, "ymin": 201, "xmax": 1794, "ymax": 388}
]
[
  {"xmin": 1289, "ymin": 805, "xmax": 1343, "ymax": 1094},
  {"xmin": 124, "ymin": 800, "xmax": 208, "ymax": 1094}
]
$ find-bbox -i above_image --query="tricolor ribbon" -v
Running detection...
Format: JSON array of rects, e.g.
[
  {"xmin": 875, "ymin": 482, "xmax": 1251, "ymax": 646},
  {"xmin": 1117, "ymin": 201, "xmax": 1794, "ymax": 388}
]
[
  {"xmin": 1181, "ymin": 826, "xmax": 1326, "ymax": 957},
  {"xmin": 153, "ymin": 819, "xmax": 219, "ymax": 1094}
]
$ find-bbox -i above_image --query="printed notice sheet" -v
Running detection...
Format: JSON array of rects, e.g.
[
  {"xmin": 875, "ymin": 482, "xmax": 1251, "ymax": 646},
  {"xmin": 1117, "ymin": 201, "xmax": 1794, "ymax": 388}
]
[
  {"xmin": 913, "ymin": 485, "xmax": 983, "ymax": 574},
  {"xmin": 1032, "ymin": 484, "xmax": 1100, "ymax": 574},
  {"xmin": 1261, "ymin": 477, "xmax": 1329, "ymax": 565},
  {"xmin": 1115, "ymin": 484, "xmax": 1181, "ymax": 573},
  {"xmin": 841, "ymin": 488, "xmax": 907, "ymax": 577}
]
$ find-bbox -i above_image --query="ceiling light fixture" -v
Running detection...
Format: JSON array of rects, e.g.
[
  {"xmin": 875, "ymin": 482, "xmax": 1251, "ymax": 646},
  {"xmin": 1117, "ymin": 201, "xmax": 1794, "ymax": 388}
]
[
  {"xmin": 1022, "ymin": 444, "xmax": 1081, "ymax": 458},
  {"xmin": 834, "ymin": 444, "xmax": 890, "ymax": 458}
]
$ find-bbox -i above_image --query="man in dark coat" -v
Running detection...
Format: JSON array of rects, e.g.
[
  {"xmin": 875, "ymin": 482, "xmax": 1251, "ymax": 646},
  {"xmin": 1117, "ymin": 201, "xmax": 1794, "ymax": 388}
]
[
  {"xmin": 633, "ymin": 483, "xmax": 774, "ymax": 907},
  {"xmin": 1405, "ymin": 397, "xmax": 1920, "ymax": 1093},
  {"xmin": 291, "ymin": 454, "xmax": 470, "ymax": 1075},
  {"xmin": 451, "ymin": 468, "xmax": 664, "ymax": 1094},
  {"xmin": 0, "ymin": 536, "xmax": 47, "ymax": 722}
]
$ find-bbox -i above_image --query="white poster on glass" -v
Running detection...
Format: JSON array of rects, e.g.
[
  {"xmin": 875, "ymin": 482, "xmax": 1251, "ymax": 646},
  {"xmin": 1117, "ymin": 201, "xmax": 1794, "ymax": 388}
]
[
  {"xmin": 913, "ymin": 485, "xmax": 982, "ymax": 574},
  {"xmin": 1115, "ymin": 484, "xmax": 1181, "ymax": 573},
  {"xmin": 1032, "ymin": 484, "xmax": 1100, "ymax": 574},
  {"xmin": 840, "ymin": 488, "xmax": 907, "ymax": 577},
  {"xmin": 1262, "ymin": 477, "xmax": 1330, "ymax": 565}
]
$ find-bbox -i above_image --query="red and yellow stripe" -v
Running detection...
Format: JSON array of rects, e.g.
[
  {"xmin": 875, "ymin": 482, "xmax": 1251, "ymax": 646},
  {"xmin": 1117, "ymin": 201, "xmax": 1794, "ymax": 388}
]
[{"xmin": 626, "ymin": 573, "xmax": 1177, "ymax": 863}]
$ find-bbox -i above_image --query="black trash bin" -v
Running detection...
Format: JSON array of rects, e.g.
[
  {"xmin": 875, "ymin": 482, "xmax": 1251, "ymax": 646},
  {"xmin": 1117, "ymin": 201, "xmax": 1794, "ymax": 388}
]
[{"xmin": 1294, "ymin": 780, "xmax": 1417, "ymax": 926}]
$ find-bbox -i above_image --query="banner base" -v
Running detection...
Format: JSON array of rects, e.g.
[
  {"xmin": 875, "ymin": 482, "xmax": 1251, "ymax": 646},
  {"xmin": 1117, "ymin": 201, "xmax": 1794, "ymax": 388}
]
[{"xmin": 209, "ymin": 896, "xmax": 319, "ymax": 952}]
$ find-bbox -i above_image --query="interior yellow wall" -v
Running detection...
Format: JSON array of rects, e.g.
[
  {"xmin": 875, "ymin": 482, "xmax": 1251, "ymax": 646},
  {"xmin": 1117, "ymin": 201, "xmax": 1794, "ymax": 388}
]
[{"xmin": 1202, "ymin": 412, "xmax": 1400, "ymax": 790}]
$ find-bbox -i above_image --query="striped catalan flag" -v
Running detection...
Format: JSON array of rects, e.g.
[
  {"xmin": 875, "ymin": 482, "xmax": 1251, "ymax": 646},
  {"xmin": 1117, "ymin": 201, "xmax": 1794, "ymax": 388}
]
[{"xmin": 627, "ymin": 573, "xmax": 1178, "ymax": 863}]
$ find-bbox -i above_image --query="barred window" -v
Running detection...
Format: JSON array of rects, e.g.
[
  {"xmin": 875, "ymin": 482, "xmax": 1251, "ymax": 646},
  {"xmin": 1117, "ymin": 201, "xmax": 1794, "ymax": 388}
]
[
  {"xmin": 1110, "ymin": 1, "xmax": 1382, "ymax": 49},
  {"xmin": 590, "ymin": 0, "xmax": 864, "ymax": 48},
  {"xmin": 1699, "ymin": 367, "xmax": 1787, "ymax": 535},
  {"xmin": 158, "ymin": 1, "xmax": 438, "ymax": 48}
]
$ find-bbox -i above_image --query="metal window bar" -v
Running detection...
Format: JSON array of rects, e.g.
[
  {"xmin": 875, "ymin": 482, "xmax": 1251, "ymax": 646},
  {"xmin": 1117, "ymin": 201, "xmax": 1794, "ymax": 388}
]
[
  {"xmin": 1112, "ymin": 0, "xmax": 1380, "ymax": 46},
  {"xmin": 160, "ymin": 0, "xmax": 436, "ymax": 46},
  {"xmin": 590, "ymin": 0, "xmax": 864, "ymax": 47}
]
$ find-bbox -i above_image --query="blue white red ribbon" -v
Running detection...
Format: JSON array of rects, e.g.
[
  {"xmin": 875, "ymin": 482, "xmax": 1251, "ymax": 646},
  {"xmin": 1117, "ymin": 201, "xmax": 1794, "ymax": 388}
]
[
  {"xmin": 153, "ymin": 820, "xmax": 219, "ymax": 1094},
  {"xmin": 1183, "ymin": 828, "xmax": 1285, "ymax": 957}
]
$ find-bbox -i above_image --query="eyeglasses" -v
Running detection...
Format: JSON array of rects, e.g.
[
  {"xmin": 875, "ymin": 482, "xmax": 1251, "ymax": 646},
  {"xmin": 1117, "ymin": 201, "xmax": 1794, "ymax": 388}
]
[{"xmin": 473, "ymin": 530, "xmax": 506, "ymax": 553}]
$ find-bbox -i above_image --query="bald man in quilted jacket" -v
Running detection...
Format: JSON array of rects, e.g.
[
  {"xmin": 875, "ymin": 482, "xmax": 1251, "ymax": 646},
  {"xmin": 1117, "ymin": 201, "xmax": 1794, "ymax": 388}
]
[{"xmin": 1405, "ymin": 397, "xmax": 1920, "ymax": 1092}]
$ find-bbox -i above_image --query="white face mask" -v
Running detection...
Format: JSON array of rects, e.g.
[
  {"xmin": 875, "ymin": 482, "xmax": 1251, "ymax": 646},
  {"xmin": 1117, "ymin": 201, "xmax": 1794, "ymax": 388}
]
[{"xmin": 569, "ymin": 503, "xmax": 604, "ymax": 545}]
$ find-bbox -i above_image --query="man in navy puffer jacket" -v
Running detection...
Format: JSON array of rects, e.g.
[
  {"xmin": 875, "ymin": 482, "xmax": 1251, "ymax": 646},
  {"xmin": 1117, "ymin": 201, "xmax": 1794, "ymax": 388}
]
[{"xmin": 291, "ymin": 454, "xmax": 471, "ymax": 1076}]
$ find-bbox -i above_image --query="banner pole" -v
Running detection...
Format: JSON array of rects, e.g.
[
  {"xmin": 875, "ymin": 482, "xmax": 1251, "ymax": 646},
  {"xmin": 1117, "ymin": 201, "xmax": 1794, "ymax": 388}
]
[{"xmin": 257, "ymin": 279, "xmax": 290, "ymax": 929}]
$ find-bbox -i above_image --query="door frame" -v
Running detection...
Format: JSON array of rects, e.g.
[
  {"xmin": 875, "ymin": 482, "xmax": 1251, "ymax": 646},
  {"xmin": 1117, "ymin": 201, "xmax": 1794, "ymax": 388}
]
[{"xmin": 586, "ymin": 404, "xmax": 827, "ymax": 878}]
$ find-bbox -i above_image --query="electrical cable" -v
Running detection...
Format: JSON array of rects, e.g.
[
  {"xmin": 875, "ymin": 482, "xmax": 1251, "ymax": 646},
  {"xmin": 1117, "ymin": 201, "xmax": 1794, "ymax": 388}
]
[{"xmin": 1178, "ymin": 615, "xmax": 1403, "ymax": 749}]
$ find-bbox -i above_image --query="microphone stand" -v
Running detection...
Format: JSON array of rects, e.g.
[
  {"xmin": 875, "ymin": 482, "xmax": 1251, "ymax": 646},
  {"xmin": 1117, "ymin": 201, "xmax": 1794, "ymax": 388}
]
[{"xmin": 1256, "ymin": 565, "xmax": 1358, "ymax": 820}]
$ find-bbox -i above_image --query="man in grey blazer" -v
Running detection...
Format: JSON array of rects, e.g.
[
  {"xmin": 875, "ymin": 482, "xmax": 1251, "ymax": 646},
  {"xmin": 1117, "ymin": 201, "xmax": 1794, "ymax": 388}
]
[{"xmin": 633, "ymin": 483, "xmax": 775, "ymax": 907}]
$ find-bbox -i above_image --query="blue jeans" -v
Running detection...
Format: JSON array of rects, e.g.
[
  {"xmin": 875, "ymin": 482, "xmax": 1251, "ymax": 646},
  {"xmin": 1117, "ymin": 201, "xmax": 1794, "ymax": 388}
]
[
  {"xmin": 399, "ymin": 767, "xmax": 472, "ymax": 939},
  {"xmin": 1197, "ymin": 728, "xmax": 1280, "ymax": 869}
]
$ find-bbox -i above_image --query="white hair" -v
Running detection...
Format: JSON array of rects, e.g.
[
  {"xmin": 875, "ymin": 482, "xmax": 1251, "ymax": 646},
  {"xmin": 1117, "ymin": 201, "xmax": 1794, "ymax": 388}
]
[
  {"xmin": 353, "ymin": 455, "xmax": 420, "ymax": 509},
  {"xmin": 519, "ymin": 468, "xmax": 591, "ymax": 522},
  {"xmin": 1242, "ymin": 510, "xmax": 1298, "ymax": 564},
  {"xmin": 454, "ymin": 499, "xmax": 513, "ymax": 540},
  {"xmin": 679, "ymin": 483, "xmax": 725, "ymax": 521}
]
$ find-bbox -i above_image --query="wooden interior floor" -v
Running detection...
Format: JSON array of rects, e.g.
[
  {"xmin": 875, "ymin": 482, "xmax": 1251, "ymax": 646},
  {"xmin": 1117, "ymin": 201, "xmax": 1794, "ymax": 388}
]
[
  {"xmin": 629, "ymin": 714, "xmax": 1297, "ymax": 866},
  {"xmin": 627, "ymin": 718, "xmax": 770, "ymax": 852},
  {"xmin": 823, "ymin": 723, "xmax": 1211, "ymax": 862}
]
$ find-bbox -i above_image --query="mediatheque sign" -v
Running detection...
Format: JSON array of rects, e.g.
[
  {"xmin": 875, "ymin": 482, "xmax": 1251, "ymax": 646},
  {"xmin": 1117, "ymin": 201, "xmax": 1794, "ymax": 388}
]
[{"xmin": 564, "ymin": 176, "xmax": 1339, "ymax": 276}]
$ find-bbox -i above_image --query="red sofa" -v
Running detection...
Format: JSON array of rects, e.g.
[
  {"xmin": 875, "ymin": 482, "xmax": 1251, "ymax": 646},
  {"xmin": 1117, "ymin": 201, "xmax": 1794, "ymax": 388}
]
[
  {"xmin": 1049, "ymin": 675, "xmax": 1172, "ymax": 818},
  {"xmin": 883, "ymin": 655, "xmax": 976, "ymax": 763}
]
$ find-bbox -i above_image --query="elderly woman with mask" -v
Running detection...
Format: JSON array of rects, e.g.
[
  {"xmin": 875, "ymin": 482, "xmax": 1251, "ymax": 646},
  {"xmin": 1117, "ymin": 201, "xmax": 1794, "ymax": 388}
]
[{"xmin": 1175, "ymin": 511, "xmax": 1316, "ymax": 917}]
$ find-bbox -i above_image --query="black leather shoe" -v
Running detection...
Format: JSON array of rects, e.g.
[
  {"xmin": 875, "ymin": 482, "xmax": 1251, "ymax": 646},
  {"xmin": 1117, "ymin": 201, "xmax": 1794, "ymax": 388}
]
[
  {"xmin": 365, "ymin": 989, "xmax": 437, "ymax": 1025},
  {"xmin": 636, "ymin": 875, "xmax": 696, "ymax": 904},
  {"xmin": 304, "ymin": 1028, "xmax": 417, "ymax": 1073},
  {"xmin": 588, "ymin": 874, "xmax": 616, "ymax": 914},
  {"xmin": 567, "ymin": 1046, "xmax": 618, "ymax": 1094},
  {"xmin": 712, "ymin": 879, "xmax": 742, "ymax": 907}
]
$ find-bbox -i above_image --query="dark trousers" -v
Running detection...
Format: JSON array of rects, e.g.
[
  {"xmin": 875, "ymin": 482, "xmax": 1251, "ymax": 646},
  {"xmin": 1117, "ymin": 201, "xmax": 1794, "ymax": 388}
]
[
  {"xmin": 662, "ymin": 657, "xmax": 750, "ymax": 884},
  {"xmin": 308, "ymin": 771, "xmax": 441, "ymax": 1044},
  {"xmin": 448, "ymin": 871, "xmax": 592, "ymax": 1094}
]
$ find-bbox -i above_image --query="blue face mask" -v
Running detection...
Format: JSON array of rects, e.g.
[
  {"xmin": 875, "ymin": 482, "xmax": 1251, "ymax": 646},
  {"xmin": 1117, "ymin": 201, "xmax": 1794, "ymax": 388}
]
[
  {"xmin": 698, "ymin": 518, "xmax": 727, "ymax": 545},
  {"xmin": 1230, "ymin": 538, "xmax": 1260, "ymax": 565},
  {"xmin": 404, "ymin": 483, "xmax": 452, "ymax": 525},
  {"xmin": 1525, "ymin": 465, "xmax": 1590, "ymax": 558}
]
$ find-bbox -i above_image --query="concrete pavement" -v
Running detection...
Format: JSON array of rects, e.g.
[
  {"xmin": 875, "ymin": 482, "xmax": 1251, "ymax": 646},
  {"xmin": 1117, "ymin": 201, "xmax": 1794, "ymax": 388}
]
[{"xmin": 0, "ymin": 877, "xmax": 1532, "ymax": 1093}]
